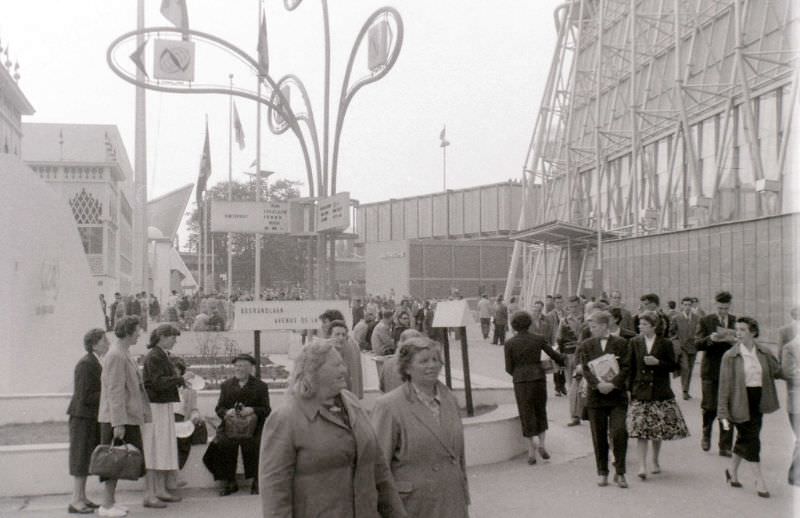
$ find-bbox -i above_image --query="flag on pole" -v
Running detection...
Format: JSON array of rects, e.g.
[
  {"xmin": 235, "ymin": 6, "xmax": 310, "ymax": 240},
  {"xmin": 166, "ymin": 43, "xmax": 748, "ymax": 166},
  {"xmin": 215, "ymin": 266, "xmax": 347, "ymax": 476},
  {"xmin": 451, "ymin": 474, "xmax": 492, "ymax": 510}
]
[
  {"xmin": 257, "ymin": 12, "xmax": 269, "ymax": 77},
  {"xmin": 439, "ymin": 125, "xmax": 450, "ymax": 148},
  {"xmin": 160, "ymin": 0, "xmax": 189, "ymax": 30},
  {"xmin": 233, "ymin": 102, "xmax": 245, "ymax": 150},
  {"xmin": 196, "ymin": 121, "xmax": 211, "ymax": 205}
]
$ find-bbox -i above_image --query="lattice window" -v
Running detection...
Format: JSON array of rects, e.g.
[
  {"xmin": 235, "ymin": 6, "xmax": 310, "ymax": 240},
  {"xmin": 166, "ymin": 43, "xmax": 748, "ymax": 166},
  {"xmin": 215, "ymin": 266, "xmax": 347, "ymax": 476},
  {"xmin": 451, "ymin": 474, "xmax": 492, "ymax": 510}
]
[
  {"xmin": 69, "ymin": 189, "xmax": 103, "ymax": 224},
  {"xmin": 78, "ymin": 226, "xmax": 104, "ymax": 254}
]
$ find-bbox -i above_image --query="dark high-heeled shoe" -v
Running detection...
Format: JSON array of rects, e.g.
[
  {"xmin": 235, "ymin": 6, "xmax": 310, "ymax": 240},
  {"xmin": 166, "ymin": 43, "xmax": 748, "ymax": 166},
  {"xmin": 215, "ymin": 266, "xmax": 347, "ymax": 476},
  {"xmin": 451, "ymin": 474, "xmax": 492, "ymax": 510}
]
[
  {"xmin": 725, "ymin": 469, "xmax": 742, "ymax": 488},
  {"xmin": 757, "ymin": 490, "xmax": 770, "ymax": 498}
]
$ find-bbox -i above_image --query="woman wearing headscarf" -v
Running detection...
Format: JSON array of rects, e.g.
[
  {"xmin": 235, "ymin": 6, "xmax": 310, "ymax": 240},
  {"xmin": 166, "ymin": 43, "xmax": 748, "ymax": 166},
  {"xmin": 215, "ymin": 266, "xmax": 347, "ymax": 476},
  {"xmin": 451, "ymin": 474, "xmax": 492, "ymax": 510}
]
[
  {"xmin": 259, "ymin": 340, "xmax": 406, "ymax": 517},
  {"xmin": 372, "ymin": 337, "xmax": 469, "ymax": 517}
]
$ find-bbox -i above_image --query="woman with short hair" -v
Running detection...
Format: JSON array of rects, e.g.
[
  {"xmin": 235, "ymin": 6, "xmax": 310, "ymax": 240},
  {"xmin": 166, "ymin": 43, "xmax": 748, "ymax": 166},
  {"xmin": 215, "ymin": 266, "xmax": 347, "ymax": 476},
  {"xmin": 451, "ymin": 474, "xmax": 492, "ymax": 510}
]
[
  {"xmin": 66, "ymin": 328, "xmax": 109, "ymax": 514},
  {"xmin": 259, "ymin": 340, "xmax": 405, "ymax": 517},
  {"xmin": 372, "ymin": 337, "xmax": 469, "ymax": 517},
  {"xmin": 719, "ymin": 317, "xmax": 782, "ymax": 497},
  {"xmin": 142, "ymin": 324, "xmax": 187, "ymax": 506},
  {"xmin": 626, "ymin": 311, "xmax": 689, "ymax": 480},
  {"xmin": 504, "ymin": 311, "xmax": 564, "ymax": 465},
  {"xmin": 97, "ymin": 316, "xmax": 149, "ymax": 517}
]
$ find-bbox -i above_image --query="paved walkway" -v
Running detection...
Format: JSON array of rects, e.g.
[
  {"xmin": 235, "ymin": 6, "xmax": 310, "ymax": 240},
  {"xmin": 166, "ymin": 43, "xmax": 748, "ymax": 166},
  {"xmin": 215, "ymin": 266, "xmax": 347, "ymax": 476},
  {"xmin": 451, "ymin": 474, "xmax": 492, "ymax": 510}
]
[{"xmin": 3, "ymin": 324, "xmax": 798, "ymax": 517}]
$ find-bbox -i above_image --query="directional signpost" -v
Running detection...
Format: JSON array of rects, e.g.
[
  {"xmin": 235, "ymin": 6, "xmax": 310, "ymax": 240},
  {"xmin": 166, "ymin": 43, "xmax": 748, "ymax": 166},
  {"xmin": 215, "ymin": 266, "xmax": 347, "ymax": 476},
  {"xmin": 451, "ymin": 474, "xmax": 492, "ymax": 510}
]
[{"xmin": 432, "ymin": 299, "xmax": 476, "ymax": 416}]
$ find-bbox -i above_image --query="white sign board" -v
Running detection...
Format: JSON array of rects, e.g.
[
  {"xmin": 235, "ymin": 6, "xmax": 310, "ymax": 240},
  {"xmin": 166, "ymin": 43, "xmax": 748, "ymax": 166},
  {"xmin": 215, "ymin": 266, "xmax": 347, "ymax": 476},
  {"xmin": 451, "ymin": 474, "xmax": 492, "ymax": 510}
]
[
  {"xmin": 431, "ymin": 300, "xmax": 475, "ymax": 327},
  {"xmin": 233, "ymin": 300, "xmax": 351, "ymax": 330},
  {"xmin": 211, "ymin": 201, "xmax": 288, "ymax": 234},
  {"xmin": 317, "ymin": 192, "xmax": 351, "ymax": 232},
  {"xmin": 153, "ymin": 39, "xmax": 195, "ymax": 82}
]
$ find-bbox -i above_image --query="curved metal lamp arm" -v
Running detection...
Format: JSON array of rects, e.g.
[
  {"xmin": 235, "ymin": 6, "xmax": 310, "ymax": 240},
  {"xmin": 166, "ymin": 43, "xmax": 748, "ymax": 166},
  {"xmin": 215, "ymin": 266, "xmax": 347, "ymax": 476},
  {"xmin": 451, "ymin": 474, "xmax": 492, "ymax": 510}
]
[
  {"xmin": 267, "ymin": 75, "xmax": 322, "ymax": 194},
  {"xmin": 330, "ymin": 7, "xmax": 404, "ymax": 194},
  {"xmin": 106, "ymin": 26, "xmax": 315, "ymax": 197},
  {"xmin": 284, "ymin": 0, "xmax": 303, "ymax": 11}
]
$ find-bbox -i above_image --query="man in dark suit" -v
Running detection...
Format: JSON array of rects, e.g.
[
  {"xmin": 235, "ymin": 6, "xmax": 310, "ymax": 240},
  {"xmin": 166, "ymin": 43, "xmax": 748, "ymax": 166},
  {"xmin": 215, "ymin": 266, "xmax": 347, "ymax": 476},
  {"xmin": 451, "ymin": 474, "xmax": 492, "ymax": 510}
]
[
  {"xmin": 558, "ymin": 296, "xmax": 589, "ymax": 426},
  {"xmin": 579, "ymin": 310, "xmax": 631, "ymax": 488},
  {"xmin": 695, "ymin": 290, "xmax": 736, "ymax": 456},
  {"xmin": 669, "ymin": 297, "xmax": 699, "ymax": 400},
  {"xmin": 351, "ymin": 299, "xmax": 365, "ymax": 330},
  {"xmin": 633, "ymin": 293, "xmax": 670, "ymax": 337},
  {"xmin": 203, "ymin": 354, "xmax": 271, "ymax": 496},
  {"xmin": 108, "ymin": 292, "xmax": 122, "ymax": 331}
]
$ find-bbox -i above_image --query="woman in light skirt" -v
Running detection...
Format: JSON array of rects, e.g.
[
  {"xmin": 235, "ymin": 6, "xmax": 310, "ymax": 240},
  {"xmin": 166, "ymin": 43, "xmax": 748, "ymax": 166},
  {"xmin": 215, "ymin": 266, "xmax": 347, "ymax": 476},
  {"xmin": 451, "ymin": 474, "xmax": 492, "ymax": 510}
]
[{"xmin": 142, "ymin": 324, "xmax": 191, "ymax": 507}]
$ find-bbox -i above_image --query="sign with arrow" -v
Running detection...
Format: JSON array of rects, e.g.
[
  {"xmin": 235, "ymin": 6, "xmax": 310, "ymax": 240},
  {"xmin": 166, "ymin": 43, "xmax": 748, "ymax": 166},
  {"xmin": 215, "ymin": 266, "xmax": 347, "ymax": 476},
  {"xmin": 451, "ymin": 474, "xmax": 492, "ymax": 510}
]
[{"xmin": 153, "ymin": 39, "xmax": 195, "ymax": 81}]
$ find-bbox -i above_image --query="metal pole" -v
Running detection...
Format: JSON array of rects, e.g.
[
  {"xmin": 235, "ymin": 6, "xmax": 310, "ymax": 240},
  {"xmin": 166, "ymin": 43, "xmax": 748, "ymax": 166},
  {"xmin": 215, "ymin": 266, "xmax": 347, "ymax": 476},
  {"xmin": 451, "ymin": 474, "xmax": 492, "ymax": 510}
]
[
  {"xmin": 255, "ymin": 2, "xmax": 263, "ymax": 301},
  {"xmin": 227, "ymin": 74, "xmax": 234, "ymax": 302},
  {"xmin": 442, "ymin": 144, "xmax": 447, "ymax": 191},
  {"xmin": 460, "ymin": 327, "xmax": 474, "ymax": 417},
  {"xmin": 135, "ymin": 0, "xmax": 149, "ymax": 322},
  {"xmin": 196, "ymin": 194, "xmax": 202, "ymax": 293},
  {"xmin": 203, "ymin": 197, "xmax": 208, "ymax": 292}
]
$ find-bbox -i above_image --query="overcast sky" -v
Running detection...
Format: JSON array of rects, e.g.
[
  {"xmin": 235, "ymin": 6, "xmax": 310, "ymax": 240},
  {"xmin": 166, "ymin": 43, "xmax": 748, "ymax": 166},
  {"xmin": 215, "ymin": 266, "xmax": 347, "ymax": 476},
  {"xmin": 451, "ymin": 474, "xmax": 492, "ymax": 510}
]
[{"xmin": 6, "ymin": 0, "xmax": 558, "ymax": 237}]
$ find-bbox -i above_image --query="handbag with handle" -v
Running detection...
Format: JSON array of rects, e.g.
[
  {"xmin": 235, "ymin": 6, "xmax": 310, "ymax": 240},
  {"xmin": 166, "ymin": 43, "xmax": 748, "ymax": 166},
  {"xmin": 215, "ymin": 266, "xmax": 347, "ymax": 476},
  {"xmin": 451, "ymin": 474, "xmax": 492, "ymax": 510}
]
[
  {"xmin": 89, "ymin": 439, "xmax": 144, "ymax": 480},
  {"xmin": 223, "ymin": 403, "xmax": 257, "ymax": 440}
]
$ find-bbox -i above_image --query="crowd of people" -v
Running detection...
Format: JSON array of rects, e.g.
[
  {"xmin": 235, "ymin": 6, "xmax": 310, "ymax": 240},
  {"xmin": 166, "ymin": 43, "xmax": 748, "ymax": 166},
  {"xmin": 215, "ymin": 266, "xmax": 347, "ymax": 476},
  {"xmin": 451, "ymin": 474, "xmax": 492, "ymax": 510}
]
[
  {"xmin": 502, "ymin": 289, "xmax": 797, "ymax": 497},
  {"xmin": 66, "ymin": 289, "xmax": 800, "ymax": 517}
]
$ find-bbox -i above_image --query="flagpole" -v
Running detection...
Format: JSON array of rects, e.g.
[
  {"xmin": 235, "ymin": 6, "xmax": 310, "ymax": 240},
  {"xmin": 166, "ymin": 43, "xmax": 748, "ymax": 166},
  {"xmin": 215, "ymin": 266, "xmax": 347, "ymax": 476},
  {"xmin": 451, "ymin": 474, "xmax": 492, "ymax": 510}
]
[
  {"xmin": 227, "ymin": 74, "xmax": 234, "ymax": 304},
  {"xmin": 443, "ymin": 142, "xmax": 447, "ymax": 191},
  {"xmin": 254, "ymin": 1, "xmax": 263, "ymax": 301},
  {"xmin": 197, "ymin": 193, "xmax": 203, "ymax": 293}
]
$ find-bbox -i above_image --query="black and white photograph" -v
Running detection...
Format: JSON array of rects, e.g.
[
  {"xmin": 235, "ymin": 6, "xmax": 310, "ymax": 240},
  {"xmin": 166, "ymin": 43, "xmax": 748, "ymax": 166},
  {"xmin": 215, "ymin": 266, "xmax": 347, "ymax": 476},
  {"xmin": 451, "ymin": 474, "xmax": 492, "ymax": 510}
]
[{"xmin": 0, "ymin": 0, "xmax": 798, "ymax": 517}]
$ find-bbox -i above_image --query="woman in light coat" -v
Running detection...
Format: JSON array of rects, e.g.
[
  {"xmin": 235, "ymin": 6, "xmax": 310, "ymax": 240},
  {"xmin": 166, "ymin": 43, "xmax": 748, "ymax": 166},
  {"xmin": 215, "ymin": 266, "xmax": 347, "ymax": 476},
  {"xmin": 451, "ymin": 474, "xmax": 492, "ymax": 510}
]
[
  {"xmin": 372, "ymin": 337, "xmax": 469, "ymax": 518},
  {"xmin": 259, "ymin": 340, "xmax": 406, "ymax": 518},
  {"xmin": 718, "ymin": 317, "xmax": 782, "ymax": 498}
]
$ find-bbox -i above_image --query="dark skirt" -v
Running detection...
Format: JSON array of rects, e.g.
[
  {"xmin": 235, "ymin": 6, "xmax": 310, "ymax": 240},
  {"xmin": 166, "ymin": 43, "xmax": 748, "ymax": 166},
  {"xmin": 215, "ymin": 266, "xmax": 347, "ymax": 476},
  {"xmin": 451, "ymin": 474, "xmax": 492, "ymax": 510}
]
[
  {"xmin": 68, "ymin": 416, "xmax": 100, "ymax": 477},
  {"xmin": 733, "ymin": 387, "xmax": 763, "ymax": 462},
  {"xmin": 514, "ymin": 380, "xmax": 548, "ymax": 437},
  {"xmin": 98, "ymin": 423, "xmax": 145, "ymax": 481}
]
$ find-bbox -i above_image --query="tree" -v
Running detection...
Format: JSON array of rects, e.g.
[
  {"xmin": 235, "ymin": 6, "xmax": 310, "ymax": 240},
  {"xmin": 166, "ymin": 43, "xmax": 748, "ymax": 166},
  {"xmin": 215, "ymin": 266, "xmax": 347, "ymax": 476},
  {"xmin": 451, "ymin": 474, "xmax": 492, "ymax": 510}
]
[{"xmin": 187, "ymin": 178, "xmax": 309, "ymax": 294}]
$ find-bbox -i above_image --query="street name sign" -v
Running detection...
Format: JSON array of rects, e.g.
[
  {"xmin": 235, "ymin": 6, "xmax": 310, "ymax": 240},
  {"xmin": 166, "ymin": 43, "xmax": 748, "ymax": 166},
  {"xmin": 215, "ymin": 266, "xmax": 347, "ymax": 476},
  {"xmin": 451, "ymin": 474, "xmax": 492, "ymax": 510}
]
[{"xmin": 233, "ymin": 300, "xmax": 351, "ymax": 330}]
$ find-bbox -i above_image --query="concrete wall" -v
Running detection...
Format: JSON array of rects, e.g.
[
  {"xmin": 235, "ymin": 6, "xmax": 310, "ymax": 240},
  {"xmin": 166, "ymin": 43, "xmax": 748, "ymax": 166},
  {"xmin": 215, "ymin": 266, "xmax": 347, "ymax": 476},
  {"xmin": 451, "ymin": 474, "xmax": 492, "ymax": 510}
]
[{"xmin": 602, "ymin": 213, "xmax": 800, "ymax": 343}]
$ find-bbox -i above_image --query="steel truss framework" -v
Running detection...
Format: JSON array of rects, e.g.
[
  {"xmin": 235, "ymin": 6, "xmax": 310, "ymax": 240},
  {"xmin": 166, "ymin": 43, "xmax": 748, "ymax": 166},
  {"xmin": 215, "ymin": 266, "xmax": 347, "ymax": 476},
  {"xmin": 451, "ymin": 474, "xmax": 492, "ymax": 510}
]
[{"xmin": 506, "ymin": 0, "xmax": 798, "ymax": 304}]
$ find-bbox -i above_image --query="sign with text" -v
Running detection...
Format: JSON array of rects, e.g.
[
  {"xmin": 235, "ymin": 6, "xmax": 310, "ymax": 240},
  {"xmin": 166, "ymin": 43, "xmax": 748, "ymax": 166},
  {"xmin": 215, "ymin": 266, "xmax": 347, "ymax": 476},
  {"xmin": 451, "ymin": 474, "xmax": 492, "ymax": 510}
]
[
  {"xmin": 153, "ymin": 39, "xmax": 195, "ymax": 82},
  {"xmin": 210, "ymin": 201, "xmax": 288, "ymax": 234},
  {"xmin": 317, "ymin": 192, "xmax": 351, "ymax": 232},
  {"xmin": 233, "ymin": 300, "xmax": 351, "ymax": 330}
]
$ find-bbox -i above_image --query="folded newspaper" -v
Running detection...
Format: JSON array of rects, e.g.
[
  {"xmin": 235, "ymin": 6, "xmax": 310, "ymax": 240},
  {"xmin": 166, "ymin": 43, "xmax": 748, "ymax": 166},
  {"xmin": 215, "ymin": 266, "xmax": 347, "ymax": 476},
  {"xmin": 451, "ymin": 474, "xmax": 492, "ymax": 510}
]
[{"xmin": 588, "ymin": 353, "xmax": 619, "ymax": 383}]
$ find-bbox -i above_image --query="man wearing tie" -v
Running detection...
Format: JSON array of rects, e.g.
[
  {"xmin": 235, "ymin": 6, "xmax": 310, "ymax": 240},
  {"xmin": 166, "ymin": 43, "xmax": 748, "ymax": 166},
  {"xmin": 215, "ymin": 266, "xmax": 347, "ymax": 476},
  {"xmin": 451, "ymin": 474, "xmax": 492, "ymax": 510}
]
[
  {"xmin": 579, "ymin": 311, "xmax": 631, "ymax": 488},
  {"xmin": 669, "ymin": 297, "xmax": 699, "ymax": 400},
  {"xmin": 695, "ymin": 290, "xmax": 736, "ymax": 456}
]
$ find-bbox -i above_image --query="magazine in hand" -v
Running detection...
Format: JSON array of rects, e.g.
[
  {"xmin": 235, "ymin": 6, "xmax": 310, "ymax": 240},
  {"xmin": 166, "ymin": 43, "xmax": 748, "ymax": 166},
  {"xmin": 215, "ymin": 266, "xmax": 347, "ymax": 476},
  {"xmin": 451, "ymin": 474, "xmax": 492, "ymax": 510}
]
[{"xmin": 588, "ymin": 353, "xmax": 619, "ymax": 383}]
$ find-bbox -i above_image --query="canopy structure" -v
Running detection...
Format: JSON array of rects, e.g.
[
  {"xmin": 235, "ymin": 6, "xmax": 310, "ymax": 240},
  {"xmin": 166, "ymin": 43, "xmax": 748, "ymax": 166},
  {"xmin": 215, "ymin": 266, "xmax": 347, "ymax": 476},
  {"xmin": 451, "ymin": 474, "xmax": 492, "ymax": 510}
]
[{"xmin": 510, "ymin": 220, "xmax": 621, "ymax": 246}]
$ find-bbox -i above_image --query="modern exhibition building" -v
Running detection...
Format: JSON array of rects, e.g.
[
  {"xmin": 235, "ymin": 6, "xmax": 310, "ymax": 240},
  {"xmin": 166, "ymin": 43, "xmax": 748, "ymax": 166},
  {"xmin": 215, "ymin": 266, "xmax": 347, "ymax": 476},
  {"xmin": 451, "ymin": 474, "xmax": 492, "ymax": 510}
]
[{"xmin": 503, "ymin": 0, "xmax": 798, "ymax": 342}]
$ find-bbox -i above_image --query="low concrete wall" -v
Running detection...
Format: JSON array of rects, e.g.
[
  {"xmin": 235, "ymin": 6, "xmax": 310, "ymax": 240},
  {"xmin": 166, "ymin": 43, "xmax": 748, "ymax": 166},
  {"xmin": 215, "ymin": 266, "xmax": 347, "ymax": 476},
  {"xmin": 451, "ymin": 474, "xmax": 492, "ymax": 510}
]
[{"xmin": 0, "ymin": 395, "xmax": 524, "ymax": 497}]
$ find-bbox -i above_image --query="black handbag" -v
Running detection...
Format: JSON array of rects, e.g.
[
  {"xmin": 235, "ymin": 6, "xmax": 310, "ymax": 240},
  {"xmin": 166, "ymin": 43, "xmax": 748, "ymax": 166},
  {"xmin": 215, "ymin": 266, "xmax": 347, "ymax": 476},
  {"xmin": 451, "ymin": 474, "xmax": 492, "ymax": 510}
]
[
  {"xmin": 223, "ymin": 403, "xmax": 257, "ymax": 440},
  {"xmin": 191, "ymin": 420, "xmax": 209, "ymax": 445},
  {"xmin": 89, "ymin": 439, "xmax": 144, "ymax": 480}
]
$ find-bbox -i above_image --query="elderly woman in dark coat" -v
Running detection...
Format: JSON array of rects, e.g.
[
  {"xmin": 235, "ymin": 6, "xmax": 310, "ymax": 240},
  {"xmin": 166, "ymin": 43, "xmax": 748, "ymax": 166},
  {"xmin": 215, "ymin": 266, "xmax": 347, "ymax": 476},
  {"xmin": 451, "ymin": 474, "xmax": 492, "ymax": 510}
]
[
  {"xmin": 372, "ymin": 337, "xmax": 469, "ymax": 517},
  {"xmin": 260, "ymin": 340, "xmax": 405, "ymax": 518},
  {"xmin": 504, "ymin": 311, "xmax": 564, "ymax": 465},
  {"xmin": 67, "ymin": 328, "xmax": 109, "ymax": 514}
]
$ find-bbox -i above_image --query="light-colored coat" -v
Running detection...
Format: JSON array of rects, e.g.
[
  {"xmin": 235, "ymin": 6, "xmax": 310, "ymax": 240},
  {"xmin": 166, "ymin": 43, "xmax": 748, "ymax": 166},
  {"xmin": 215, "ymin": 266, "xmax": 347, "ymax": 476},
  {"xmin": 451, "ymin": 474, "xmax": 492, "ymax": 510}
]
[
  {"xmin": 98, "ymin": 344, "xmax": 150, "ymax": 427},
  {"xmin": 371, "ymin": 382, "xmax": 469, "ymax": 518},
  {"xmin": 718, "ymin": 343, "xmax": 781, "ymax": 423},
  {"xmin": 259, "ymin": 390, "xmax": 406, "ymax": 518},
  {"xmin": 781, "ymin": 337, "xmax": 800, "ymax": 415}
]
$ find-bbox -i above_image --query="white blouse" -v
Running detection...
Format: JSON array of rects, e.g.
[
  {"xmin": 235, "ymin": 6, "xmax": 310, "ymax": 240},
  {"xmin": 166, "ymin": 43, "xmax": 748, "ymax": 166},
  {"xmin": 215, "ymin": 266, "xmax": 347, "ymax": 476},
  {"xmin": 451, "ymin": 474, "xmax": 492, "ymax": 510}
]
[
  {"xmin": 644, "ymin": 335, "xmax": 656, "ymax": 355},
  {"xmin": 739, "ymin": 343, "xmax": 762, "ymax": 388}
]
